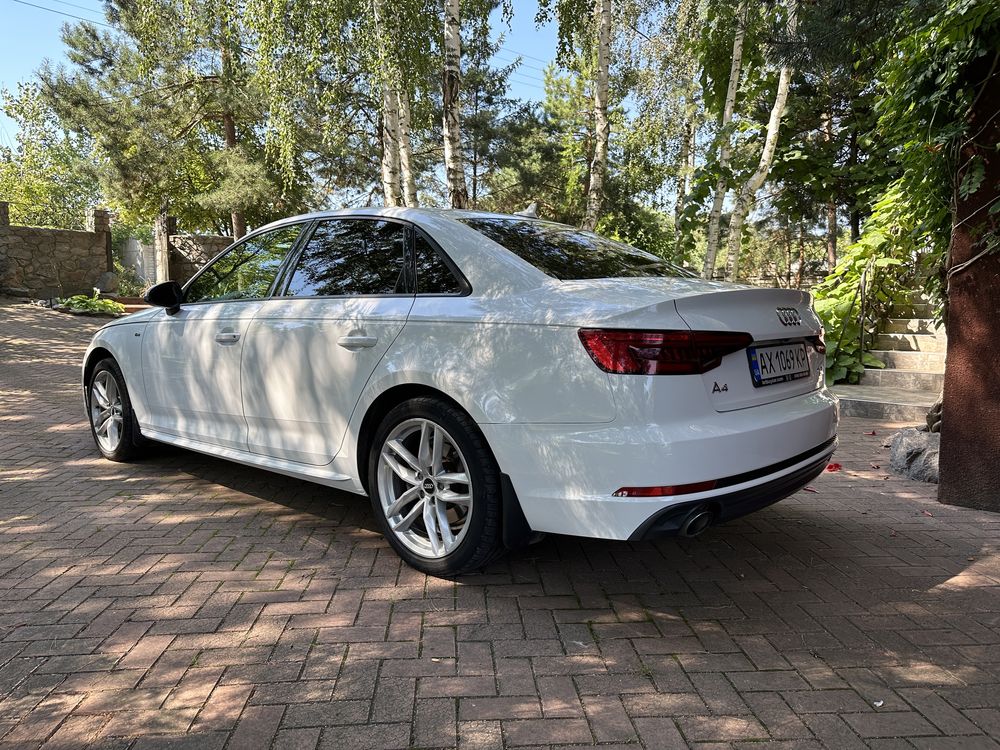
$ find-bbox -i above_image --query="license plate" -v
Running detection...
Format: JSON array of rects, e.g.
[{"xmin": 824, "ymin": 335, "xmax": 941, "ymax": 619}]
[{"xmin": 747, "ymin": 342, "xmax": 810, "ymax": 387}]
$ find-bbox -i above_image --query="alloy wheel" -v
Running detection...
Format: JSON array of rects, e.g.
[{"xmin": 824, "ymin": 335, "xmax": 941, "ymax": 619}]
[
  {"xmin": 377, "ymin": 418, "xmax": 473, "ymax": 559},
  {"xmin": 90, "ymin": 370, "xmax": 124, "ymax": 452}
]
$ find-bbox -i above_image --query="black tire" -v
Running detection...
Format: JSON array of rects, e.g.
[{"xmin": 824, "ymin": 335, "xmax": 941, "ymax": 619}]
[
  {"xmin": 367, "ymin": 397, "xmax": 504, "ymax": 576},
  {"xmin": 86, "ymin": 358, "xmax": 146, "ymax": 462}
]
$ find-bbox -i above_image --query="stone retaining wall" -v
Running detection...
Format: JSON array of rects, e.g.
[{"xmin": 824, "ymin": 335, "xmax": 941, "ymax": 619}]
[
  {"xmin": 168, "ymin": 234, "xmax": 232, "ymax": 284},
  {"xmin": 0, "ymin": 203, "xmax": 112, "ymax": 298}
]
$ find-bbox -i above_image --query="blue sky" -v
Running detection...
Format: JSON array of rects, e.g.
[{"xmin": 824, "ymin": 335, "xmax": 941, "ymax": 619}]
[{"xmin": 0, "ymin": 0, "xmax": 558, "ymax": 145}]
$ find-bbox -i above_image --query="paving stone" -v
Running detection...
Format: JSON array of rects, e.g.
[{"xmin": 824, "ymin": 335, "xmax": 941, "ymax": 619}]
[{"xmin": 1, "ymin": 300, "xmax": 999, "ymax": 749}]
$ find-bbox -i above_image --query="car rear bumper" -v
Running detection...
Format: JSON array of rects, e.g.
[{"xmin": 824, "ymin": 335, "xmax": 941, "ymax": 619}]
[
  {"xmin": 627, "ymin": 438, "xmax": 835, "ymax": 540},
  {"xmin": 480, "ymin": 388, "xmax": 839, "ymax": 540}
]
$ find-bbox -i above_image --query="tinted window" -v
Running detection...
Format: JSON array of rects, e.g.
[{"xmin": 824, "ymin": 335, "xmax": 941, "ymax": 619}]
[
  {"xmin": 415, "ymin": 233, "xmax": 464, "ymax": 294},
  {"xmin": 458, "ymin": 217, "xmax": 694, "ymax": 280},
  {"xmin": 285, "ymin": 219, "xmax": 407, "ymax": 297},
  {"xmin": 186, "ymin": 225, "xmax": 303, "ymax": 303}
]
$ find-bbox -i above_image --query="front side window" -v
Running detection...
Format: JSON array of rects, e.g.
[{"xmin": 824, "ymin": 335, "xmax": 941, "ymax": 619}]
[
  {"xmin": 284, "ymin": 219, "xmax": 407, "ymax": 297},
  {"xmin": 185, "ymin": 225, "xmax": 303, "ymax": 303},
  {"xmin": 457, "ymin": 217, "xmax": 695, "ymax": 280}
]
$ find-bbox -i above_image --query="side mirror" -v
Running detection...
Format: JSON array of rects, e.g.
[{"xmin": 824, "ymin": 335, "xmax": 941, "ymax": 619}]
[{"xmin": 144, "ymin": 281, "xmax": 184, "ymax": 315}]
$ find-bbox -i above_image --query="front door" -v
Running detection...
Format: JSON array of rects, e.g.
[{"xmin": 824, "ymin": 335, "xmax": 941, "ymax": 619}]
[
  {"xmin": 242, "ymin": 218, "xmax": 414, "ymax": 465},
  {"xmin": 141, "ymin": 224, "xmax": 304, "ymax": 450}
]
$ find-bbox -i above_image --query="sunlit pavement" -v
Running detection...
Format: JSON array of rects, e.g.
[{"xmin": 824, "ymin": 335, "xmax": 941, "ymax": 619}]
[{"xmin": 1, "ymin": 299, "xmax": 998, "ymax": 750}]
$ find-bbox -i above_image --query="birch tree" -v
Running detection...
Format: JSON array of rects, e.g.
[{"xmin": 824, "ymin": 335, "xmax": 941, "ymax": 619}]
[
  {"xmin": 537, "ymin": 0, "xmax": 616, "ymax": 231},
  {"xmin": 723, "ymin": 0, "xmax": 797, "ymax": 281},
  {"xmin": 380, "ymin": 85, "xmax": 404, "ymax": 207},
  {"xmin": 397, "ymin": 89, "xmax": 418, "ymax": 206},
  {"xmin": 673, "ymin": 108, "xmax": 696, "ymax": 247},
  {"xmin": 442, "ymin": 0, "xmax": 470, "ymax": 207},
  {"xmin": 701, "ymin": 0, "xmax": 747, "ymax": 278},
  {"xmin": 244, "ymin": 0, "xmax": 435, "ymax": 207},
  {"xmin": 581, "ymin": 0, "xmax": 612, "ymax": 231}
]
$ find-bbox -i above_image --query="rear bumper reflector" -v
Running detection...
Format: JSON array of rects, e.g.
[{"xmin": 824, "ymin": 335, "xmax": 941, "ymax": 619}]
[
  {"xmin": 612, "ymin": 436, "xmax": 837, "ymax": 499},
  {"xmin": 613, "ymin": 480, "xmax": 717, "ymax": 497}
]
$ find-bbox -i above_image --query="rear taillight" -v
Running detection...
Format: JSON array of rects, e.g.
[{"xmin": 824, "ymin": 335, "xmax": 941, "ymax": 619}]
[
  {"xmin": 808, "ymin": 332, "xmax": 826, "ymax": 354},
  {"xmin": 578, "ymin": 329, "xmax": 754, "ymax": 375}
]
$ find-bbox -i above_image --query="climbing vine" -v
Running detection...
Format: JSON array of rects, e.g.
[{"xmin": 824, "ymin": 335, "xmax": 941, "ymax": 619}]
[{"xmin": 813, "ymin": 0, "xmax": 1000, "ymax": 383}]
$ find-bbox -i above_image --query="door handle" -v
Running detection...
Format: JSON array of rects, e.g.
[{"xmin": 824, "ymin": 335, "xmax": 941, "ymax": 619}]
[
  {"xmin": 215, "ymin": 332, "xmax": 241, "ymax": 344},
  {"xmin": 337, "ymin": 335, "xmax": 378, "ymax": 349}
]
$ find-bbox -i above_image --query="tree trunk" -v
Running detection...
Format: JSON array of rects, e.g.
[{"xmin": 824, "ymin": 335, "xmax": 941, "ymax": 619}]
[
  {"xmin": 723, "ymin": 0, "xmax": 796, "ymax": 281},
  {"xmin": 783, "ymin": 214, "xmax": 792, "ymax": 287},
  {"xmin": 825, "ymin": 200, "xmax": 838, "ymax": 269},
  {"xmin": 795, "ymin": 220, "xmax": 806, "ymax": 289},
  {"xmin": 218, "ymin": 17, "xmax": 245, "ymax": 240},
  {"xmin": 582, "ymin": 0, "xmax": 612, "ymax": 232},
  {"xmin": 372, "ymin": 0, "xmax": 403, "ymax": 208},
  {"xmin": 442, "ymin": 0, "xmax": 469, "ymax": 208},
  {"xmin": 848, "ymin": 125, "xmax": 861, "ymax": 243},
  {"xmin": 821, "ymin": 111, "xmax": 837, "ymax": 269},
  {"xmin": 702, "ymin": 0, "xmax": 747, "ymax": 278},
  {"xmin": 673, "ymin": 108, "xmax": 696, "ymax": 249},
  {"xmin": 221, "ymin": 111, "xmax": 246, "ymax": 239},
  {"xmin": 470, "ymin": 89, "xmax": 480, "ymax": 208},
  {"xmin": 380, "ymin": 86, "xmax": 403, "ymax": 207},
  {"xmin": 938, "ymin": 54, "xmax": 1000, "ymax": 512},
  {"xmin": 396, "ymin": 88, "xmax": 418, "ymax": 207}
]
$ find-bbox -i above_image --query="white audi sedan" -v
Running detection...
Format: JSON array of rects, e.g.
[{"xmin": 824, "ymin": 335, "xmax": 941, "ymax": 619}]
[{"xmin": 83, "ymin": 208, "xmax": 838, "ymax": 575}]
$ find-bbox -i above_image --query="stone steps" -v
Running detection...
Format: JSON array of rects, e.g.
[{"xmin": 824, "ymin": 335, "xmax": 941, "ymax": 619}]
[
  {"xmin": 884, "ymin": 318, "xmax": 944, "ymax": 334},
  {"xmin": 832, "ymin": 384, "xmax": 938, "ymax": 422},
  {"xmin": 832, "ymin": 297, "xmax": 944, "ymax": 422},
  {"xmin": 873, "ymin": 332, "xmax": 948, "ymax": 353},
  {"xmin": 892, "ymin": 303, "xmax": 936, "ymax": 318},
  {"xmin": 866, "ymin": 349, "xmax": 946, "ymax": 371},
  {"xmin": 861, "ymin": 368, "xmax": 944, "ymax": 392}
]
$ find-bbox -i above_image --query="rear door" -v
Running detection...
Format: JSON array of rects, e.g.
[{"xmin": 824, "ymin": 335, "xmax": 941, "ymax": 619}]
[
  {"xmin": 242, "ymin": 218, "xmax": 414, "ymax": 465},
  {"xmin": 140, "ymin": 224, "xmax": 305, "ymax": 449}
]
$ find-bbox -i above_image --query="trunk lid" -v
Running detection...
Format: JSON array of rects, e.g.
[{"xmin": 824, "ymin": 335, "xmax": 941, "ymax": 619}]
[
  {"xmin": 673, "ymin": 286, "xmax": 824, "ymax": 411},
  {"xmin": 585, "ymin": 279, "xmax": 825, "ymax": 412}
]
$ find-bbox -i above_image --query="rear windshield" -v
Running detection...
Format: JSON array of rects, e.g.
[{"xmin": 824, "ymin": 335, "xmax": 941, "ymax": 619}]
[{"xmin": 457, "ymin": 217, "xmax": 694, "ymax": 280}]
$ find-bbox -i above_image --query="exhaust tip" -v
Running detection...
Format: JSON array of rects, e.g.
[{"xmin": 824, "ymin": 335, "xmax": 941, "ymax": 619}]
[{"xmin": 679, "ymin": 507, "xmax": 715, "ymax": 538}]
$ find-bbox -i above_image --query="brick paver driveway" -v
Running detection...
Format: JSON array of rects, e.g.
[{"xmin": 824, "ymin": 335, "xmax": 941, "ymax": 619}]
[{"xmin": 1, "ymin": 300, "xmax": 999, "ymax": 750}]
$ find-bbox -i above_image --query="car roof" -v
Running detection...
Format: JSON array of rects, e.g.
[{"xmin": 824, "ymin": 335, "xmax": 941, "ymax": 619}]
[{"xmin": 254, "ymin": 206, "xmax": 547, "ymax": 231}]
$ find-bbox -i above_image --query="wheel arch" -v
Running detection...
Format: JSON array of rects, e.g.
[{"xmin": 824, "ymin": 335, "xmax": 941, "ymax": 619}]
[
  {"xmin": 355, "ymin": 383, "xmax": 471, "ymax": 493},
  {"xmin": 354, "ymin": 382, "xmax": 535, "ymax": 550},
  {"xmin": 83, "ymin": 346, "xmax": 116, "ymax": 388}
]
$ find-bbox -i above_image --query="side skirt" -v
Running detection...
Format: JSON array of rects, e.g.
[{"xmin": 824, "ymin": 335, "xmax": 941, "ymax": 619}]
[{"xmin": 140, "ymin": 426, "xmax": 364, "ymax": 493}]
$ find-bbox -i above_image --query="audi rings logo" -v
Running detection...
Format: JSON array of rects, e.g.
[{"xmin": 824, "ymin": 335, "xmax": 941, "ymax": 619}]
[{"xmin": 776, "ymin": 307, "xmax": 802, "ymax": 326}]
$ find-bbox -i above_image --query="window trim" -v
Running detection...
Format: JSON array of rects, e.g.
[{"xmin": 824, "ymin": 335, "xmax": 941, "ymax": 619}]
[
  {"xmin": 275, "ymin": 216, "xmax": 415, "ymax": 300},
  {"xmin": 180, "ymin": 221, "xmax": 311, "ymax": 306}
]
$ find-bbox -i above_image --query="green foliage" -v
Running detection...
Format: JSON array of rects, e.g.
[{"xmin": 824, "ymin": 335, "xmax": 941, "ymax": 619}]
[
  {"xmin": 874, "ymin": 0, "xmax": 1000, "ymax": 307},
  {"xmin": 812, "ymin": 0, "xmax": 1000, "ymax": 384},
  {"xmin": 41, "ymin": 0, "xmax": 318, "ymax": 234},
  {"xmin": 57, "ymin": 290, "xmax": 126, "ymax": 315},
  {"xmin": 814, "ymin": 184, "xmax": 935, "ymax": 383},
  {"xmin": 0, "ymin": 83, "xmax": 102, "ymax": 229},
  {"xmin": 478, "ymin": 64, "xmax": 679, "ymax": 262},
  {"xmin": 113, "ymin": 258, "xmax": 147, "ymax": 297}
]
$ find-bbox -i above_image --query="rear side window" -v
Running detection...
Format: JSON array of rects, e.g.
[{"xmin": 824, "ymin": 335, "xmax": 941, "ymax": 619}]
[
  {"xmin": 285, "ymin": 219, "xmax": 407, "ymax": 297},
  {"xmin": 457, "ymin": 217, "xmax": 694, "ymax": 280},
  {"xmin": 415, "ymin": 233, "xmax": 464, "ymax": 294}
]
